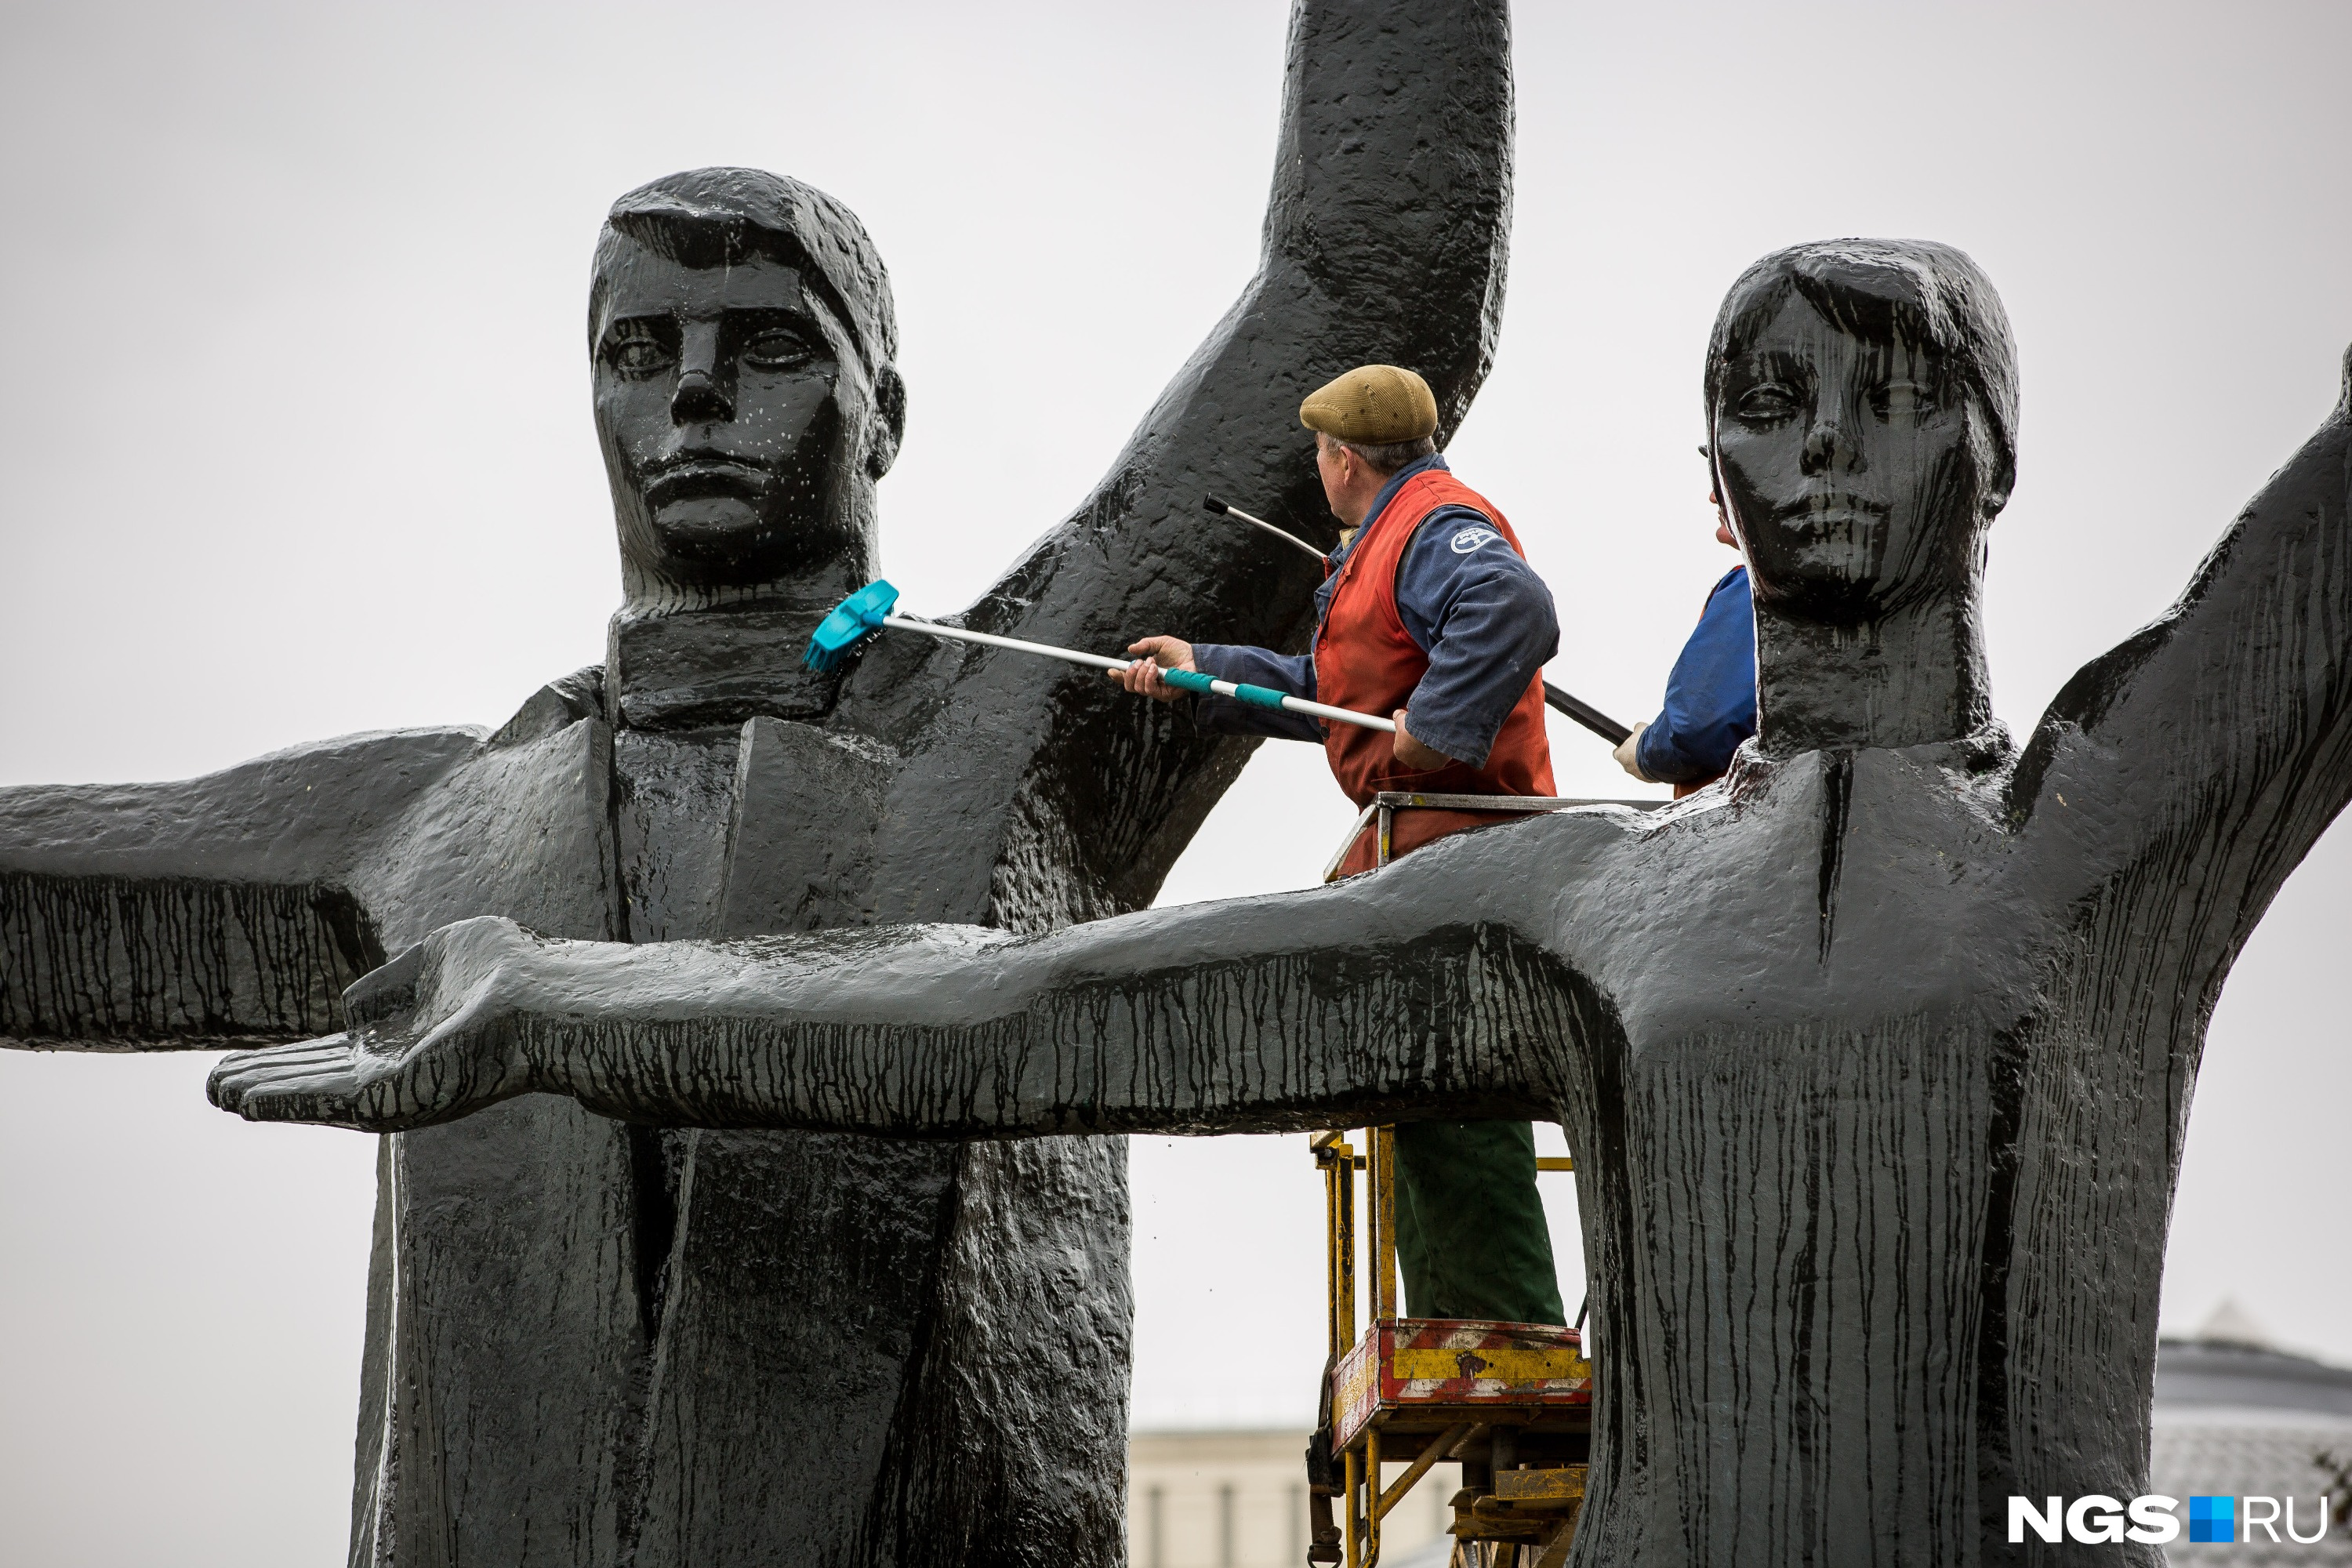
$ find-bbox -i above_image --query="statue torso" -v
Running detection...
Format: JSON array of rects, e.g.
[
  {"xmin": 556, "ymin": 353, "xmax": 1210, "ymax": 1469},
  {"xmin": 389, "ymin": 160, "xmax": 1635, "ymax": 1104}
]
[
  {"xmin": 347, "ymin": 674, "xmax": 1127, "ymax": 1568},
  {"xmin": 1529, "ymin": 737, "xmax": 2181, "ymax": 1566}
]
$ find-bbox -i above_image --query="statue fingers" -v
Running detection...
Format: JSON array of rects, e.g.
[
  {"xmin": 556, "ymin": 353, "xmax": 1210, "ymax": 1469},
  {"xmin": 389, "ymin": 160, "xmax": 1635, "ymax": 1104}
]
[
  {"xmin": 215, "ymin": 1012, "xmax": 506, "ymax": 1130},
  {"xmin": 209, "ymin": 1039, "xmax": 375, "ymax": 1126},
  {"xmin": 234, "ymin": 1066, "xmax": 376, "ymax": 1127},
  {"xmin": 209, "ymin": 1039, "xmax": 361, "ymax": 1115}
]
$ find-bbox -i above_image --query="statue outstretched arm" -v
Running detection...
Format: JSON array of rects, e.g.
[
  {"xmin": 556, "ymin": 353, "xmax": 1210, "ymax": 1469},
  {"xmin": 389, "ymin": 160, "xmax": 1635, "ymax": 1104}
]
[
  {"xmin": 208, "ymin": 833, "xmax": 1577, "ymax": 1136},
  {"xmin": 850, "ymin": 0, "xmax": 1515, "ymax": 927},
  {"xmin": 0, "ymin": 728, "xmax": 478, "ymax": 1048},
  {"xmin": 2013, "ymin": 344, "xmax": 2352, "ymax": 946}
]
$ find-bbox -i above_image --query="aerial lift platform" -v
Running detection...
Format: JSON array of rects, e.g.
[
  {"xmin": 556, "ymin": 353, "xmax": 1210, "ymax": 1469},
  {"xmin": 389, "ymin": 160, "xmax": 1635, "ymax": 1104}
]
[
  {"xmin": 1307, "ymin": 1126, "xmax": 1588, "ymax": 1568},
  {"xmin": 1305, "ymin": 792, "xmax": 1619, "ymax": 1568}
]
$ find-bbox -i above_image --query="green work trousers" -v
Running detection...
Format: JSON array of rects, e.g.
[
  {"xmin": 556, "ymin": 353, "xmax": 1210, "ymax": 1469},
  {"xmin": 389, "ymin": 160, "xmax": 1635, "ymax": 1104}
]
[{"xmin": 1392, "ymin": 1120, "xmax": 1566, "ymax": 1325}]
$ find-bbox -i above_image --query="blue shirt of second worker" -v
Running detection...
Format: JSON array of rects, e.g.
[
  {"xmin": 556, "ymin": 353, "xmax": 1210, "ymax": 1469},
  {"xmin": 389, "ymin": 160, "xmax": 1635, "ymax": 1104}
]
[
  {"xmin": 1633, "ymin": 564, "xmax": 1756, "ymax": 785},
  {"xmin": 1185, "ymin": 454, "xmax": 1560, "ymax": 769}
]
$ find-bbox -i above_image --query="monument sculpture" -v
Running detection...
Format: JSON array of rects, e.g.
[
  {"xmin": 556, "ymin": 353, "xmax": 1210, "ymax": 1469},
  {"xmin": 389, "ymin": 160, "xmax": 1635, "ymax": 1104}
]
[
  {"xmin": 0, "ymin": 3, "xmax": 1515, "ymax": 1562},
  {"xmin": 219, "ymin": 241, "xmax": 2352, "ymax": 1566}
]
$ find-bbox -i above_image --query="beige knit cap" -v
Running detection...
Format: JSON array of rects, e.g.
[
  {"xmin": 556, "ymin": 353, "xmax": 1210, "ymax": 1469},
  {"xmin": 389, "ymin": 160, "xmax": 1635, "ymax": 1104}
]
[{"xmin": 1298, "ymin": 364, "xmax": 1439, "ymax": 443}]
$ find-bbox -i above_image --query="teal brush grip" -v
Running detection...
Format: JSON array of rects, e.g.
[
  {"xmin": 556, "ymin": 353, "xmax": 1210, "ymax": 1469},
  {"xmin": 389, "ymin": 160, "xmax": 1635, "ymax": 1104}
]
[
  {"xmin": 1229, "ymin": 681, "xmax": 1290, "ymax": 711},
  {"xmin": 1157, "ymin": 667, "xmax": 1291, "ymax": 712}
]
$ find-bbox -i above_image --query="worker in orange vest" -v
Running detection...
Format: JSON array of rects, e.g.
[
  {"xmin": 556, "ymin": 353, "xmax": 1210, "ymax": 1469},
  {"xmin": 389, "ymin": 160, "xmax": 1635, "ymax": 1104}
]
[{"xmin": 1119, "ymin": 364, "xmax": 1564, "ymax": 1327}]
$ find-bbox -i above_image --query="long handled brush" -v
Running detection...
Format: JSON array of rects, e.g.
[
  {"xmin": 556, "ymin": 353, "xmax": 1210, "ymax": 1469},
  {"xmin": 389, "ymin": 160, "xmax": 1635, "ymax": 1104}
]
[{"xmin": 804, "ymin": 580, "xmax": 1397, "ymax": 734}]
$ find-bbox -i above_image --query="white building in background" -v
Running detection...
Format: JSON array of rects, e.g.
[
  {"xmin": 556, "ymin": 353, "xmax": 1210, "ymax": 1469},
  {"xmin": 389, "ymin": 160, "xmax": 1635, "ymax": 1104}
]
[
  {"xmin": 1125, "ymin": 1428, "xmax": 1459, "ymax": 1568},
  {"xmin": 1129, "ymin": 1302, "xmax": 2352, "ymax": 1567},
  {"xmin": 2153, "ymin": 1301, "xmax": 2352, "ymax": 1564}
]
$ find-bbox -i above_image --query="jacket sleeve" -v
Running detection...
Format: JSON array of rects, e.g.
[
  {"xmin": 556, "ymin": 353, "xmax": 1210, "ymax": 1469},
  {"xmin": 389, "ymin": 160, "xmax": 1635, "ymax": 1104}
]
[
  {"xmin": 1635, "ymin": 566, "xmax": 1757, "ymax": 784},
  {"xmin": 1392, "ymin": 509, "xmax": 1561, "ymax": 768}
]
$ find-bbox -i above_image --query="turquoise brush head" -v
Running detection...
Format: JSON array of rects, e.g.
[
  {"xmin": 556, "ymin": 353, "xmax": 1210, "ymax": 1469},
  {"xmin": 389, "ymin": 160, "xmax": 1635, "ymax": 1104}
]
[{"xmin": 804, "ymin": 579, "xmax": 901, "ymax": 672}]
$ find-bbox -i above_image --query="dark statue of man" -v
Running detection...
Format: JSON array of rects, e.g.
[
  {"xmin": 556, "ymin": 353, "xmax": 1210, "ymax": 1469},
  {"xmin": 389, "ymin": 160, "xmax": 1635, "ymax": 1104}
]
[
  {"xmin": 220, "ymin": 240, "xmax": 2352, "ymax": 1566},
  {"xmin": 0, "ymin": 3, "xmax": 1515, "ymax": 1561}
]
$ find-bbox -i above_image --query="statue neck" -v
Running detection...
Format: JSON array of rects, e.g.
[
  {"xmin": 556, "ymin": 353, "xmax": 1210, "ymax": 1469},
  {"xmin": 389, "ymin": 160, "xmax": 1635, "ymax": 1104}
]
[
  {"xmin": 606, "ymin": 562, "xmax": 866, "ymax": 732},
  {"xmin": 1753, "ymin": 586, "xmax": 1991, "ymax": 757}
]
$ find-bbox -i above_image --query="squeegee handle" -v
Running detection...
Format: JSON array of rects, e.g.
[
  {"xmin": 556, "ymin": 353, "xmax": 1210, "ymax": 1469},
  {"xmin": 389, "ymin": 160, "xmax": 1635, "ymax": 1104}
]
[
  {"xmin": 1202, "ymin": 495, "xmax": 1327, "ymax": 564},
  {"xmin": 1159, "ymin": 666, "xmax": 1396, "ymax": 734},
  {"xmin": 876, "ymin": 614, "xmax": 1396, "ymax": 733},
  {"xmin": 1540, "ymin": 680, "xmax": 1633, "ymax": 746},
  {"xmin": 879, "ymin": 615, "xmax": 1131, "ymax": 673}
]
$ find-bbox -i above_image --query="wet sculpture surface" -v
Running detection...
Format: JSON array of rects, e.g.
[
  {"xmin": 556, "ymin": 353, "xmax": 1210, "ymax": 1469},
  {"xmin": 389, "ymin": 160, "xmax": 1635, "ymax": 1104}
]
[
  {"xmin": 220, "ymin": 243, "xmax": 2352, "ymax": 1566},
  {"xmin": 0, "ymin": 3, "xmax": 1515, "ymax": 1562}
]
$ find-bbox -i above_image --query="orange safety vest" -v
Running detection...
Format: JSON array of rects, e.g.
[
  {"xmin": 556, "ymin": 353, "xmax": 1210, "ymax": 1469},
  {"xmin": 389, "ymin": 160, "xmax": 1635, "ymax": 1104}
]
[{"xmin": 1314, "ymin": 468, "xmax": 1555, "ymax": 878}]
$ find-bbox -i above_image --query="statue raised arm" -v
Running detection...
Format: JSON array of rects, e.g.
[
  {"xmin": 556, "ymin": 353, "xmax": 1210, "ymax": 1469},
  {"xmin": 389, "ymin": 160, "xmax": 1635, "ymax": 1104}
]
[
  {"xmin": 227, "ymin": 240, "xmax": 2352, "ymax": 1566},
  {"xmin": 2009, "ymin": 346, "xmax": 2352, "ymax": 920},
  {"xmin": 845, "ymin": 1, "xmax": 1514, "ymax": 929}
]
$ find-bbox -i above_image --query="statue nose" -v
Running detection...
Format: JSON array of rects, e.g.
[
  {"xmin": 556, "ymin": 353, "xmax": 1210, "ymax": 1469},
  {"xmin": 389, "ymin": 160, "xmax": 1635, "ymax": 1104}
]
[
  {"xmin": 1801, "ymin": 418, "xmax": 1848, "ymax": 476},
  {"xmin": 673, "ymin": 368, "xmax": 733, "ymax": 425}
]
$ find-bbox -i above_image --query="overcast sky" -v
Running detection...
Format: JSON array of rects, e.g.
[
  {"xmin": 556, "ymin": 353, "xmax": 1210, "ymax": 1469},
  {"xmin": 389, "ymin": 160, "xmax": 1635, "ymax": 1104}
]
[{"xmin": 5, "ymin": 2, "xmax": 2350, "ymax": 1563}]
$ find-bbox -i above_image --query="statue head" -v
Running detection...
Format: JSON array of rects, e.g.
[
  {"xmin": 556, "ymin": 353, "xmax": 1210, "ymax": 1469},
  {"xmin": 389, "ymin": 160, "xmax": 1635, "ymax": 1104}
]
[
  {"xmin": 1704, "ymin": 239, "xmax": 2016, "ymax": 626},
  {"xmin": 590, "ymin": 169, "xmax": 906, "ymax": 611}
]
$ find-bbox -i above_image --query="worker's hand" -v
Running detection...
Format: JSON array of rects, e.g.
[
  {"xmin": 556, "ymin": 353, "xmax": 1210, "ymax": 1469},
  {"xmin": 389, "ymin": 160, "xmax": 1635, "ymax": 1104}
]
[
  {"xmin": 1613, "ymin": 721, "xmax": 1653, "ymax": 782},
  {"xmin": 1390, "ymin": 711, "xmax": 1454, "ymax": 771},
  {"xmin": 1118, "ymin": 636, "xmax": 1197, "ymax": 702}
]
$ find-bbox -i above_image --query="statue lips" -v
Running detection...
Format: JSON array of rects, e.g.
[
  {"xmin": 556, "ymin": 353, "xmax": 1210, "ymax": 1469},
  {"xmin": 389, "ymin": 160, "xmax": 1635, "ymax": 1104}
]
[
  {"xmin": 644, "ymin": 455, "xmax": 771, "ymax": 508},
  {"xmin": 1772, "ymin": 492, "xmax": 1888, "ymax": 543},
  {"xmin": 643, "ymin": 454, "xmax": 777, "ymax": 557}
]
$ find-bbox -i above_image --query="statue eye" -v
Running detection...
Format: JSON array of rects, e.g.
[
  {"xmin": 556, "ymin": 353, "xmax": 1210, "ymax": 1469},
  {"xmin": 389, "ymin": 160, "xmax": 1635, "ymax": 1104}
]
[
  {"xmin": 1735, "ymin": 383, "xmax": 1801, "ymax": 422},
  {"xmin": 741, "ymin": 329, "xmax": 815, "ymax": 370},
  {"xmin": 1871, "ymin": 380, "xmax": 1940, "ymax": 422},
  {"xmin": 603, "ymin": 321, "xmax": 674, "ymax": 377}
]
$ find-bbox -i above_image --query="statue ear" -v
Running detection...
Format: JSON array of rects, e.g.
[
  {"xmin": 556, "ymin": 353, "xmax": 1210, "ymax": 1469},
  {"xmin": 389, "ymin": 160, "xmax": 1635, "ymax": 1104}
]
[
  {"xmin": 1965, "ymin": 399, "xmax": 2013, "ymax": 523},
  {"xmin": 864, "ymin": 365, "xmax": 907, "ymax": 481},
  {"xmin": 1980, "ymin": 446, "xmax": 2015, "ymax": 523}
]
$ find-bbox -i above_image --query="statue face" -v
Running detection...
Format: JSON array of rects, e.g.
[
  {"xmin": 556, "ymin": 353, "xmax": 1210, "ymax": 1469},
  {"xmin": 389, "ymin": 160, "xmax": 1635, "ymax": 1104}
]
[
  {"xmin": 1711, "ymin": 292, "xmax": 1992, "ymax": 621},
  {"xmin": 592, "ymin": 242, "xmax": 880, "ymax": 594}
]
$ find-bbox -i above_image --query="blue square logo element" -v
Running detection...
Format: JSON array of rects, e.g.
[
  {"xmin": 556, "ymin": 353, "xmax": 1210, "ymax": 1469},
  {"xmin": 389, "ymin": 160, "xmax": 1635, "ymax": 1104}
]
[{"xmin": 2189, "ymin": 1495, "xmax": 2236, "ymax": 1544}]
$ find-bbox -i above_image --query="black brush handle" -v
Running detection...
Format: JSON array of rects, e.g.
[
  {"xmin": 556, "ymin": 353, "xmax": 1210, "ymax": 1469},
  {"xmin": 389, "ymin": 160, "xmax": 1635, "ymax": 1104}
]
[{"xmin": 1543, "ymin": 681, "xmax": 1632, "ymax": 746}]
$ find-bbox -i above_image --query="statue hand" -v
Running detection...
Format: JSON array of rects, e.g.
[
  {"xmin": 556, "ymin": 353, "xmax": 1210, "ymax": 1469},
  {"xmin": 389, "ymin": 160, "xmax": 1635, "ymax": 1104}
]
[{"xmin": 207, "ymin": 916, "xmax": 551, "ymax": 1131}]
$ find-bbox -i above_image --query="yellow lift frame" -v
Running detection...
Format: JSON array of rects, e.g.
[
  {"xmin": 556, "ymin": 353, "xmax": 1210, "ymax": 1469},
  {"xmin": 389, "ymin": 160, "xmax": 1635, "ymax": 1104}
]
[
  {"xmin": 1301, "ymin": 790, "xmax": 1633, "ymax": 1568},
  {"xmin": 1309, "ymin": 1128, "xmax": 1587, "ymax": 1568}
]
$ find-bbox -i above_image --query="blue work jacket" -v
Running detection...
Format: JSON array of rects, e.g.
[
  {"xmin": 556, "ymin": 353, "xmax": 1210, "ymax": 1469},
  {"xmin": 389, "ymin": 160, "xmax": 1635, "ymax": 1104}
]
[{"xmin": 1635, "ymin": 564, "xmax": 1757, "ymax": 785}]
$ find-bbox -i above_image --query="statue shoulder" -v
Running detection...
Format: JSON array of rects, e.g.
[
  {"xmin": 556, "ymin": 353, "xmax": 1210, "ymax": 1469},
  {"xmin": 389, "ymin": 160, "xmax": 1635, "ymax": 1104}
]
[{"xmin": 485, "ymin": 665, "xmax": 604, "ymax": 750}]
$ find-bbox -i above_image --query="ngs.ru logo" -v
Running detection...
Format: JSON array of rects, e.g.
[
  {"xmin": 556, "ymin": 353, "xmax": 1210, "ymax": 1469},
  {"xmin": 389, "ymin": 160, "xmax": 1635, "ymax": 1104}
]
[{"xmin": 2009, "ymin": 1494, "xmax": 2336, "ymax": 1544}]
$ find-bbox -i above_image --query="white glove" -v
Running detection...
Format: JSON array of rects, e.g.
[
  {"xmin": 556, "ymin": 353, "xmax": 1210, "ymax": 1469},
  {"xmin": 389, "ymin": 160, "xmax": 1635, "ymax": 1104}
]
[{"xmin": 1613, "ymin": 721, "xmax": 1653, "ymax": 782}]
